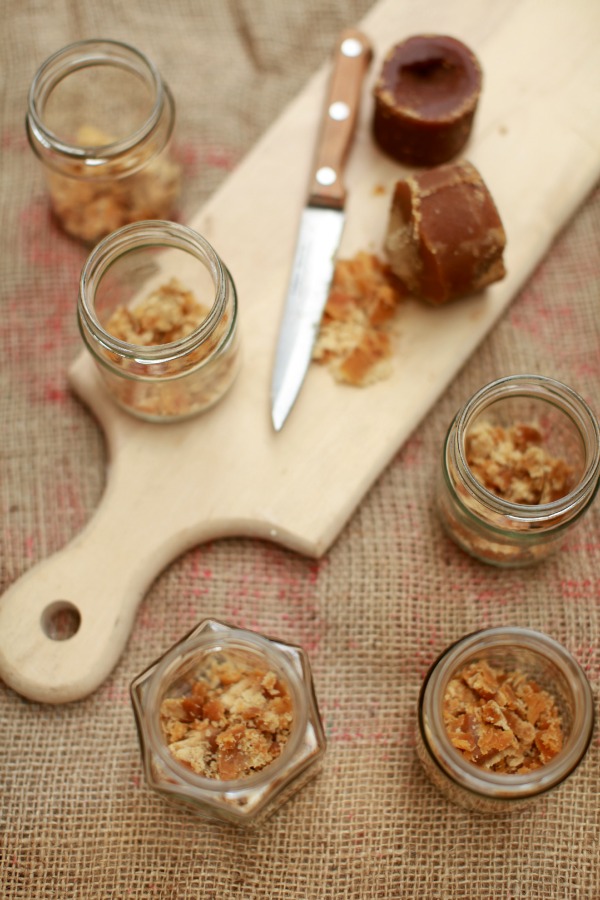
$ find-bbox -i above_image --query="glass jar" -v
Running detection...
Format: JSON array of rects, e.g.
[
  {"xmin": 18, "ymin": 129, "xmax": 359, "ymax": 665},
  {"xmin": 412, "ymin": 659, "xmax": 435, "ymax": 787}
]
[
  {"xmin": 130, "ymin": 618, "xmax": 326, "ymax": 826},
  {"xmin": 417, "ymin": 627, "xmax": 594, "ymax": 813},
  {"xmin": 438, "ymin": 374, "xmax": 600, "ymax": 567},
  {"xmin": 26, "ymin": 39, "xmax": 181, "ymax": 244},
  {"xmin": 77, "ymin": 220, "xmax": 241, "ymax": 422}
]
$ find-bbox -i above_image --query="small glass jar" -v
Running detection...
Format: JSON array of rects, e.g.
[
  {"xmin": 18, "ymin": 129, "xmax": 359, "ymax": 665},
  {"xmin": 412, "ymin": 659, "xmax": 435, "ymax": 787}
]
[
  {"xmin": 130, "ymin": 618, "xmax": 326, "ymax": 826},
  {"xmin": 77, "ymin": 220, "xmax": 241, "ymax": 422},
  {"xmin": 26, "ymin": 39, "xmax": 181, "ymax": 244},
  {"xmin": 417, "ymin": 627, "xmax": 594, "ymax": 813},
  {"xmin": 438, "ymin": 374, "xmax": 600, "ymax": 567}
]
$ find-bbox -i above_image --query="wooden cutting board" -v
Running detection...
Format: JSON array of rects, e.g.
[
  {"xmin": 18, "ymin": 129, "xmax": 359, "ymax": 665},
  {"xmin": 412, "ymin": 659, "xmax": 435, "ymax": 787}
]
[{"xmin": 1, "ymin": 0, "xmax": 598, "ymax": 703}]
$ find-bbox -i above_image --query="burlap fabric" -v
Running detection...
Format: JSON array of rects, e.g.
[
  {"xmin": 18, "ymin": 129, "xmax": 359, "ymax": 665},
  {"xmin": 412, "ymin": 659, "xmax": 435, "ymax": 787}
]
[{"xmin": 1, "ymin": 1, "xmax": 599, "ymax": 897}]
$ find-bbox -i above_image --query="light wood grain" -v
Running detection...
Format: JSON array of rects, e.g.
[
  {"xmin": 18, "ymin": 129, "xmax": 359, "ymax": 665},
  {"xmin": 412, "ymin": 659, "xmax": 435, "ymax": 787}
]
[{"xmin": 0, "ymin": 0, "xmax": 598, "ymax": 703}]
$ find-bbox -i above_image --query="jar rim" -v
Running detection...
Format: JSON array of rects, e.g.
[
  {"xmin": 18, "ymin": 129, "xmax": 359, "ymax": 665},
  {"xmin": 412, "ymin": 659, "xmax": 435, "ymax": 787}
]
[
  {"xmin": 419, "ymin": 626, "xmax": 594, "ymax": 800},
  {"xmin": 138, "ymin": 627, "xmax": 310, "ymax": 794},
  {"xmin": 26, "ymin": 38, "xmax": 168, "ymax": 163},
  {"xmin": 78, "ymin": 220, "xmax": 231, "ymax": 364},
  {"xmin": 451, "ymin": 374, "xmax": 600, "ymax": 523}
]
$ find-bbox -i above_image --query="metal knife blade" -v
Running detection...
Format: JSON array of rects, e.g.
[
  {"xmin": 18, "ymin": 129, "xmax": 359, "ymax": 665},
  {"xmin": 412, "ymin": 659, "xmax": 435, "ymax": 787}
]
[{"xmin": 271, "ymin": 28, "xmax": 372, "ymax": 432}]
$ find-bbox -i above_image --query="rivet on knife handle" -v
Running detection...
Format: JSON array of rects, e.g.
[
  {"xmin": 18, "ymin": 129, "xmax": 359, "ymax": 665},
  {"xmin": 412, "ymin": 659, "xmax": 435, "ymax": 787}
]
[
  {"xmin": 308, "ymin": 29, "xmax": 373, "ymax": 210},
  {"xmin": 270, "ymin": 29, "xmax": 372, "ymax": 432}
]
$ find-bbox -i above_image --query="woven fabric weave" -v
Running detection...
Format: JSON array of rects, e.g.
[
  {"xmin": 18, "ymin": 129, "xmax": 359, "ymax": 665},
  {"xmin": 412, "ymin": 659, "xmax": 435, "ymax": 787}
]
[{"xmin": 1, "ymin": 1, "xmax": 599, "ymax": 898}]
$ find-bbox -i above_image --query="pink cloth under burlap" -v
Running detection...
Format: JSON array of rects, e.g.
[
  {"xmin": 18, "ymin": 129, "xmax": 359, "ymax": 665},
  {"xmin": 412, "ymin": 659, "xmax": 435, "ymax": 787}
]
[{"xmin": 1, "ymin": 0, "xmax": 599, "ymax": 897}]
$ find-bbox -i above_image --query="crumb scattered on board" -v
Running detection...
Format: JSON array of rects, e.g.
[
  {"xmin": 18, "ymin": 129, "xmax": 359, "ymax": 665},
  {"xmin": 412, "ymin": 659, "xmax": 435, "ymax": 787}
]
[{"xmin": 312, "ymin": 251, "xmax": 406, "ymax": 387}]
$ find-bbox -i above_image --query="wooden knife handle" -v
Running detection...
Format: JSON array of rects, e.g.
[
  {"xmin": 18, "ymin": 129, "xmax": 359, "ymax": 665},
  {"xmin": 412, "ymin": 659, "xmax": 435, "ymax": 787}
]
[{"xmin": 307, "ymin": 28, "xmax": 373, "ymax": 210}]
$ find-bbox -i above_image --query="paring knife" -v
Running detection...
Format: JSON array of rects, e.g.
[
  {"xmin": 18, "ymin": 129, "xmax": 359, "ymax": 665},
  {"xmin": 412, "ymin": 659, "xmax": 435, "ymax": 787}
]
[{"xmin": 271, "ymin": 28, "xmax": 373, "ymax": 431}]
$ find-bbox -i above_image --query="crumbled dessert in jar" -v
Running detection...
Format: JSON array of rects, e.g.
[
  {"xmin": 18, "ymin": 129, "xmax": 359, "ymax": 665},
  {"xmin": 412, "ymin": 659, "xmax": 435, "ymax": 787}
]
[
  {"xmin": 160, "ymin": 654, "xmax": 293, "ymax": 780},
  {"xmin": 465, "ymin": 421, "xmax": 575, "ymax": 504},
  {"xmin": 313, "ymin": 251, "xmax": 406, "ymax": 386},
  {"xmin": 46, "ymin": 125, "xmax": 181, "ymax": 244},
  {"xmin": 102, "ymin": 277, "xmax": 238, "ymax": 419},
  {"xmin": 443, "ymin": 659, "xmax": 563, "ymax": 773},
  {"xmin": 105, "ymin": 278, "xmax": 208, "ymax": 345}
]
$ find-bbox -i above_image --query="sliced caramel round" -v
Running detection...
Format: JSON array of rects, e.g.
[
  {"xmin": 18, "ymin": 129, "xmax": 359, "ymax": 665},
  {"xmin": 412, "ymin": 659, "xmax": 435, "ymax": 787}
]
[{"xmin": 385, "ymin": 161, "xmax": 506, "ymax": 305}]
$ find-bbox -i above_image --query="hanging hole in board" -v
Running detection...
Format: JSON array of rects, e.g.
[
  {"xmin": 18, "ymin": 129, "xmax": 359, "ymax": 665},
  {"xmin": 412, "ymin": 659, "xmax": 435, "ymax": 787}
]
[{"xmin": 41, "ymin": 601, "xmax": 81, "ymax": 641}]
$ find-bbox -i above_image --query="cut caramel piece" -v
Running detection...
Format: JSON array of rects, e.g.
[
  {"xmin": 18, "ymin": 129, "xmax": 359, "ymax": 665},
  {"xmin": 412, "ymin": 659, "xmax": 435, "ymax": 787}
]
[{"xmin": 385, "ymin": 160, "xmax": 506, "ymax": 305}]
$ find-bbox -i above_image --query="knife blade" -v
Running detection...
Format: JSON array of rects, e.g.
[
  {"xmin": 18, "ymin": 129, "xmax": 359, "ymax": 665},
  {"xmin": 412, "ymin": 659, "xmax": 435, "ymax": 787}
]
[{"xmin": 271, "ymin": 28, "xmax": 373, "ymax": 431}]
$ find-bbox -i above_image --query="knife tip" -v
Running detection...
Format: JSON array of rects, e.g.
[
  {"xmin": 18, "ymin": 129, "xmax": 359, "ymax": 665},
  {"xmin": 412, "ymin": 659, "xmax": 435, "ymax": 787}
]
[
  {"xmin": 271, "ymin": 411, "xmax": 285, "ymax": 432},
  {"xmin": 271, "ymin": 399, "xmax": 290, "ymax": 433}
]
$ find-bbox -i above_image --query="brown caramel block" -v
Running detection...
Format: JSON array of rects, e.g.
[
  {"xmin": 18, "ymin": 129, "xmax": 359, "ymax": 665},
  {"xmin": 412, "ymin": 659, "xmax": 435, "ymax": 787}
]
[
  {"xmin": 373, "ymin": 35, "xmax": 482, "ymax": 166},
  {"xmin": 385, "ymin": 160, "xmax": 506, "ymax": 305}
]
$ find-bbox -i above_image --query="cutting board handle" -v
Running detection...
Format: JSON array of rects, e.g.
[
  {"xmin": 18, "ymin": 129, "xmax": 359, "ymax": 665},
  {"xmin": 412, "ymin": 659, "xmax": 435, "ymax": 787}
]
[{"xmin": 0, "ymin": 458, "xmax": 212, "ymax": 704}]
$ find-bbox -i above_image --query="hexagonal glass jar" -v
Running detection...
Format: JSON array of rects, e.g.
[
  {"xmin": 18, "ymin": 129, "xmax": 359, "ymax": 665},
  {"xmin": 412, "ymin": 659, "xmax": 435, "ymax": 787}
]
[
  {"xmin": 417, "ymin": 627, "xmax": 594, "ymax": 813},
  {"xmin": 130, "ymin": 619, "xmax": 326, "ymax": 826}
]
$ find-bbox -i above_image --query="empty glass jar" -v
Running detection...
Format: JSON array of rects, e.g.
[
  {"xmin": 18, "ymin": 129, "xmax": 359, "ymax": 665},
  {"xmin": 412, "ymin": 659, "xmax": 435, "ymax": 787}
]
[
  {"xmin": 130, "ymin": 618, "xmax": 326, "ymax": 825},
  {"xmin": 77, "ymin": 220, "xmax": 241, "ymax": 422},
  {"xmin": 438, "ymin": 374, "xmax": 600, "ymax": 566},
  {"xmin": 26, "ymin": 38, "xmax": 181, "ymax": 244}
]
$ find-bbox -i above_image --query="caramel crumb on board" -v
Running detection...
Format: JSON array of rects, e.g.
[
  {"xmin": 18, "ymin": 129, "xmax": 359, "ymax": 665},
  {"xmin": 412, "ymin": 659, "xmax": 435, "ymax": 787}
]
[
  {"xmin": 106, "ymin": 277, "xmax": 209, "ymax": 345},
  {"xmin": 160, "ymin": 655, "xmax": 293, "ymax": 780},
  {"xmin": 313, "ymin": 251, "xmax": 406, "ymax": 386},
  {"xmin": 444, "ymin": 660, "xmax": 563, "ymax": 773},
  {"xmin": 465, "ymin": 422, "xmax": 575, "ymax": 504}
]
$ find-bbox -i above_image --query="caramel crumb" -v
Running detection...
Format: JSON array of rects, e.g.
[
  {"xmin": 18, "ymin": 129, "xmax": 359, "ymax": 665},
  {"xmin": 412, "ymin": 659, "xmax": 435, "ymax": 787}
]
[
  {"xmin": 444, "ymin": 660, "xmax": 563, "ymax": 773},
  {"xmin": 102, "ymin": 277, "xmax": 237, "ymax": 419},
  {"xmin": 465, "ymin": 421, "xmax": 575, "ymax": 504},
  {"xmin": 47, "ymin": 125, "xmax": 181, "ymax": 244},
  {"xmin": 160, "ymin": 654, "xmax": 293, "ymax": 781},
  {"xmin": 313, "ymin": 251, "xmax": 406, "ymax": 386},
  {"xmin": 105, "ymin": 278, "xmax": 209, "ymax": 346}
]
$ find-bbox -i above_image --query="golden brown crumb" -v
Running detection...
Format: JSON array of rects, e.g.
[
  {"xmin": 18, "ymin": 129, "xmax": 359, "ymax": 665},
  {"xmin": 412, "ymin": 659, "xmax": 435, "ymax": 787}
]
[
  {"xmin": 444, "ymin": 659, "xmax": 563, "ymax": 773},
  {"xmin": 101, "ymin": 277, "xmax": 238, "ymax": 419},
  {"xmin": 313, "ymin": 251, "xmax": 406, "ymax": 386},
  {"xmin": 105, "ymin": 278, "xmax": 209, "ymax": 345},
  {"xmin": 46, "ymin": 125, "xmax": 181, "ymax": 244},
  {"xmin": 465, "ymin": 421, "xmax": 575, "ymax": 504},
  {"xmin": 160, "ymin": 654, "xmax": 293, "ymax": 780}
]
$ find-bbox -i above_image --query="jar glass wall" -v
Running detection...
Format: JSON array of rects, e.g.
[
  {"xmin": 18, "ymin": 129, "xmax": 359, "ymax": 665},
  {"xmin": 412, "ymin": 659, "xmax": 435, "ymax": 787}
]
[
  {"xmin": 417, "ymin": 627, "xmax": 594, "ymax": 813},
  {"xmin": 438, "ymin": 374, "xmax": 600, "ymax": 566},
  {"xmin": 130, "ymin": 619, "xmax": 326, "ymax": 826},
  {"xmin": 78, "ymin": 220, "xmax": 241, "ymax": 422},
  {"xmin": 26, "ymin": 39, "xmax": 181, "ymax": 244}
]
